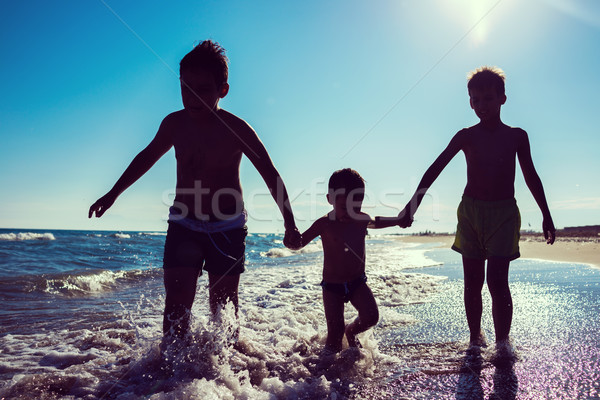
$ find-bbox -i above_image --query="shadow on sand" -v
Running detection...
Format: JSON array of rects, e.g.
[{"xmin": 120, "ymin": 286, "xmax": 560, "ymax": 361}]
[{"xmin": 456, "ymin": 350, "xmax": 518, "ymax": 400}]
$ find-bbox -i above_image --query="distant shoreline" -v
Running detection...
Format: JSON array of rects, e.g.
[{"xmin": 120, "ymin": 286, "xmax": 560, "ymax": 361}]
[
  {"xmin": 396, "ymin": 233, "xmax": 600, "ymax": 269},
  {"xmin": 1, "ymin": 227, "xmax": 598, "ymax": 269}
]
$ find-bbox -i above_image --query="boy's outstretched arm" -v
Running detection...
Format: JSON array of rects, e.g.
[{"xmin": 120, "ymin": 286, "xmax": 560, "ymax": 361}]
[
  {"xmin": 88, "ymin": 120, "xmax": 173, "ymax": 218},
  {"xmin": 516, "ymin": 130, "xmax": 556, "ymax": 244},
  {"xmin": 399, "ymin": 132, "xmax": 463, "ymax": 224},
  {"xmin": 299, "ymin": 218, "xmax": 324, "ymax": 248},
  {"xmin": 368, "ymin": 216, "xmax": 403, "ymax": 229},
  {"xmin": 229, "ymin": 118, "xmax": 300, "ymax": 248}
]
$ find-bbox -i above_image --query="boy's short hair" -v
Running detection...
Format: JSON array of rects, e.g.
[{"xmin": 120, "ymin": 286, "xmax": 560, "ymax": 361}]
[
  {"xmin": 467, "ymin": 66, "xmax": 505, "ymax": 96},
  {"xmin": 328, "ymin": 168, "xmax": 365, "ymax": 200},
  {"xmin": 180, "ymin": 40, "xmax": 229, "ymax": 87}
]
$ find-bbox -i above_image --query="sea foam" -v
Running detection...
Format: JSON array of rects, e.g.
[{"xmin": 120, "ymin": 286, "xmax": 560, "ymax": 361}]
[
  {"xmin": 261, "ymin": 241, "xmax": 322, "ymax": 258},
  {"xmin": 43, "ymin": 269, "xmax": 148, "ymax": 296},
  {"xmin": 0, "ymin": 232, "xmax": 55, "ymax": 241},
  {"xmin": 0, "ymin": 232, "xmax": 449, "ymax": 399}
]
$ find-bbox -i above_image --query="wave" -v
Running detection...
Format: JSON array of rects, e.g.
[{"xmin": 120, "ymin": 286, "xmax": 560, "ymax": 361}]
[
  {"xmin": 0, "ymin": 236, "xmax": 457, "ymax": 399},
  {"xmin": 0, "ymin": 268, "xmax": 160, "ymax": 297},
  {"xmin": 0, "ymin": 232, "xmax": 56, "ymax": 241},
  {"xmin": 110, "ymin": 233, "xmax": 131, "ymax": 239},
  {"xmin": 260, "ymin": 242, "xmax": 322, "ymax": 258},
  {"xmin": 43, "ymin": 268, "xmax": 159, "ymax": 296}
]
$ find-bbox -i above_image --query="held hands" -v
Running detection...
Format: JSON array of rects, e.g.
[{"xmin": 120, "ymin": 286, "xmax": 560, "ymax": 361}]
[
  {"xmin": 88, "ymin": 192, "xmax": 117, "ymax": 218},
  {"xmin": 543, "ymin": 218, "xmax": 556, "ymax": 245},
  {"xmin": 283, "ymin": 227, "xmax": 302, "ymax": 250},
  {"xmin": 397, "ymin": 206, "xmax": 414, "ymax": 228}
]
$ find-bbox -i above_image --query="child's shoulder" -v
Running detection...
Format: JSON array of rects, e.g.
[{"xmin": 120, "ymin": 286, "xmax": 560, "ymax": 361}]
[
  {"xmin": 161, "ymin": 109, "xmax": 185, "ymax": 123},
  {"xmin": 461, "ymin": 124, "xmax": 527, "ymax": 139},
  {"xmin": 497, "ymin": 123, "xmax": 527, "ymax": 135},
  {"xmin": 158, "ymin": 110, "xmax": 192, "ymax": 132},
  {"xmin": 353, "ymin": 211, "xmax": 373, "ymax": 222},
  {"xmin": 500, "ymin": 125, "xmax": 528, "ymax": 143},
  {"xmin": 217, "ymin": 109, "xmax": 252, "ymax": 127},
  {"xmin": 315, "ymin": 214, "xmax": 332, "ymax": 226},
  {"xmin": 161, "ymin": 109, "xmax": 248, "ymax": 126},
  {"xmin": 214, "ymin": 109, "xmax": 260, "ymax": 140},
  {"xmin": 159, "ymin": 109, "xmax": 256, "ymax": 141}
]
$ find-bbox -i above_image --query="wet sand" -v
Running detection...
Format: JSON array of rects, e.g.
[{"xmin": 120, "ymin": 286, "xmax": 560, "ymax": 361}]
[{"xmin": 396, "ymin": 234, "xmax": 600, "ymax": 268}]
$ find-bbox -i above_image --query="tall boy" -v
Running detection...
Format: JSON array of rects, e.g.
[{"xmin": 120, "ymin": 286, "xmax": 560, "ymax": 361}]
[
  {"xmin": 297, "ymin": 168, "xmax": 402, "ymax": 353},
  {"xmin": 89, "ymin": 40, "xmax": 300, "ymax": 341},
  {"xmin": 399, "ymin": 66, "xmax": 555, "ymax": 352}
]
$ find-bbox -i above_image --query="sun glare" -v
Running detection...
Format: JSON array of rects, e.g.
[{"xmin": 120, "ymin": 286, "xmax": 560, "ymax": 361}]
[{"xmin": 438, "ymin": 0, "xmax": 505, "ymax": 46}]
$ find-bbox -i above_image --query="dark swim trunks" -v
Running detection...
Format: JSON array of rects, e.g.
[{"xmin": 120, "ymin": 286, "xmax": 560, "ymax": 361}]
[
  {"xmin": 320, "ymin": 274, "xmax": 368, "ymax": 303},
  {"xmin": 163, "ymin": 221, "xmax": 248, "ymax": 276}
]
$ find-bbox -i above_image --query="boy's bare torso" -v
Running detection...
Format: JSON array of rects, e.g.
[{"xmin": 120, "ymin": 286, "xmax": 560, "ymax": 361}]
[
  {"xmin": 459, "ymin": 123, "xmax": 525, "ymax": 201},
  {"xmin": 317, "ymin": 213, "xmax": 369, "ymax": 283},
  {"xmin": 165, "ymin": 109, "xmax": 246, "ymax": 220}
]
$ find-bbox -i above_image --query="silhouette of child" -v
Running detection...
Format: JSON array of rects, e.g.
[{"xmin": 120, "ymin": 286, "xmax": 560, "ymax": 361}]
[
  {"xmin": 89, "ymin": 40, "xmax": 301, "ymax": 344},
  {"xmin": 398, "ymin": 66, "xmax": 555, "ymax": 355},
  {"xmin": 297, "ymin": 168, "xmax": 403, "ymax": 353}
]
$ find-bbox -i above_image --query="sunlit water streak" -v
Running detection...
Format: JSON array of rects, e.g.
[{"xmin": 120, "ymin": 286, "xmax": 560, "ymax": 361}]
[{"xmin": 357, "ymin": 249, "xmax": 600, "ymax": 399}]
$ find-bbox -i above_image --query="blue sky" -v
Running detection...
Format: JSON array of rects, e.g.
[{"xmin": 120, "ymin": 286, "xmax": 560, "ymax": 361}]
[{"xmin": 1, "ymin": 0, "xmax": 599, "ymax": 233}]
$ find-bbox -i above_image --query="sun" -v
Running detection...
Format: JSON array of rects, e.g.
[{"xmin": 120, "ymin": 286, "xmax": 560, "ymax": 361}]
[{"xmin": 438, "ymin": 0, "xmax": 506, "ymax": 46}]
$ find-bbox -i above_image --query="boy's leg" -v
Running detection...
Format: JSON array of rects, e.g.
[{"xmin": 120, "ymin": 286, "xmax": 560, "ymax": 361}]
[
  {"xmin": 486, "ymin": 257, "xmax": 512, "ymax": 342},
  {"xmin": 322, "ymin": 288, "xmax": 346, "ymax": 352},
  {"xmin": 203, "ymin": 227, "xmax": 247, "ymax": 318},
  {"xmin": 163, "ymin": 267, "xmax": 201, "ymax": 338},
  {"xmin": 346, "ymin": 284, "xmax": 379, "ymax": 347},
  {"xmin": 208, "ymin": 272, "xmax": 240, "ymax": 317},
  {"xmin": 462, "ymin": 256, "xmax": 486, "ymax": 344}
]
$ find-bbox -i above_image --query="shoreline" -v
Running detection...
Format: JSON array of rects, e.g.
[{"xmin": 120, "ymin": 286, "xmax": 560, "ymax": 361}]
[{"xmin": 396, "ymin": 234, "xmax": 600, "ymax": 269}]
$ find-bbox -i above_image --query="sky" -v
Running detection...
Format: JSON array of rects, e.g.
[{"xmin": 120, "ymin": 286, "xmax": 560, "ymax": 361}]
[{"xmin": 1, "ymin": 0, "xmax": 599, "ymax": 234}]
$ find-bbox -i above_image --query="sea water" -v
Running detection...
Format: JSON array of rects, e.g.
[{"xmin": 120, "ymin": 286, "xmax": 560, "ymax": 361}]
[{"xmin": 0, "ymin": 229, "xmax": 598, "ymax": 399}]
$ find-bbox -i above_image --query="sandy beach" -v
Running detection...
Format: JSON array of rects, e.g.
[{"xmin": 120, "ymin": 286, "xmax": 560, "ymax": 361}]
[{"xmin": 396, "ymin": 233, "xmax": 600, "ymax": 268}]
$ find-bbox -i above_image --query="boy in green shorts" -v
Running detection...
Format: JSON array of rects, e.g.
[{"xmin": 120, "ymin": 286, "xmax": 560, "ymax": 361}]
[{"xmin": 398, "ymin": 66, "xmax": 555, "ymax": 355}]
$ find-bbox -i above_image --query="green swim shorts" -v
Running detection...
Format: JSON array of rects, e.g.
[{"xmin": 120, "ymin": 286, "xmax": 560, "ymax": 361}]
[{"xmin": 451, "ymin": 195, "xmax": 521, "ymax": 260}]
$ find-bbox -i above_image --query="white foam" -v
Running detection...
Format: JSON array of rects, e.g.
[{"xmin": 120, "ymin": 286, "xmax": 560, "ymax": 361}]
[
  {"xmin": 111, "ymin": 233, "xmax": 131, "ymax": 239},
  {"xmin": 139, "ymin": 232, "xmax": 166, "ymax": 236},
  {"xmin": 38, "ymin": 351, "xmax": 98, "ymax": 369},
  {"xmin": 0, "ymin": 232, "xmax": 56, "ymax": 241},
  {"xmin": 0, "ymin": 235, "xmax": 445, "ymax": 399},
  {"xmin": 261, "ymin": 241, "xmax": 322, "ymax": 258},
  {"xmin": 44, "ymin": 269, "xmax": 142, "ymax": 296}
]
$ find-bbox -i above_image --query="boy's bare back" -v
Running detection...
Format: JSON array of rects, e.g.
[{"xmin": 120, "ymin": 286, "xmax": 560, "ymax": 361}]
[
  {"xmin": 89, "ymin": 40, "xmax": 301, "ymax": 342},
  {"xmin": 161, "ymin": 108, "xmax": 265, "ymax": 220}
]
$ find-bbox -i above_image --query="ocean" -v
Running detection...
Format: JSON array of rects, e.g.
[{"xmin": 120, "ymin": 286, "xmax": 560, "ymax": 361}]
[{"xmin": 0, "ymin": 228, "xmax": 598, "ymax": 399}]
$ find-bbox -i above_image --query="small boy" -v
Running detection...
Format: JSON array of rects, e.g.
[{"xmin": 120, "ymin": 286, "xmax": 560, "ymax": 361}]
[
  {"xmin": 398, "ymin": 66, "xmax": 555, "ymax": 353},
  {"xmin": 296, "ymin": 168, "xmax": 401, "ymax": 353},
  {"xmin": 89, "ymin": 40, "xmax": 300, "ymax": 342}
]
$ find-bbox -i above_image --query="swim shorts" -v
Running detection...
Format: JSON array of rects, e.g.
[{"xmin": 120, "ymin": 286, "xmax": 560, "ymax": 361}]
[
  {"xmin": 452, "ymin": 195, "xmax": 520, "ymax": 260},
  {"xmin": 163, "ymin": 221, "xmax": 248, "ymax": 275},
  {"xmin": 320, "ymin": 274, "xmax": 368, "ymax": 303}
]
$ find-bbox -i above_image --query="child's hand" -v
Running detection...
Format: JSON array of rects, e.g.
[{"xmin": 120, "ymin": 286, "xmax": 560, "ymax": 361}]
[
  {"xmin": 283, "ymin": 227, "xmax": 302, "ymax": 250},
  {"xmin": 397, "ymin": 207, "xmax": 413, "ymax": 228},
  {"xmin": 543, "ymin": 218, "xmax": 556, "ymax": 245},
  {"xmin": 88, "ymin": 193, "xmax": 116, "ymax": 218}
]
